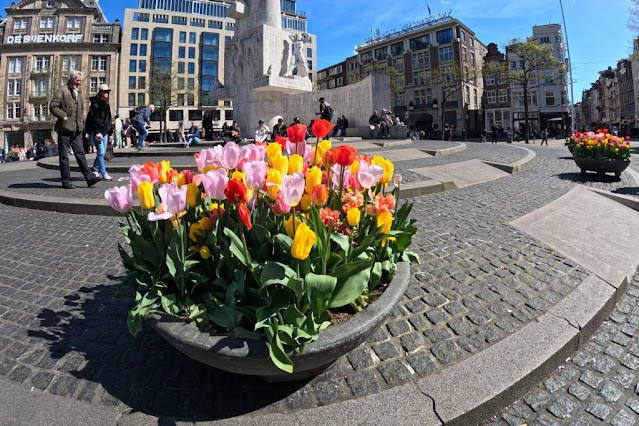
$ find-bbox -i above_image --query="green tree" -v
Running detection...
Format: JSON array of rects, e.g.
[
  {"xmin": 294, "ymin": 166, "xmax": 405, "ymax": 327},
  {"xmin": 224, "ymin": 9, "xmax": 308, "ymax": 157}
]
[
  {"xmin": 485, "ymin": 38, "xmax": 566, "ymax": 144},
  {"xmin": 429, "ymin": 60, "xmax": 481, "ymax": 141}
]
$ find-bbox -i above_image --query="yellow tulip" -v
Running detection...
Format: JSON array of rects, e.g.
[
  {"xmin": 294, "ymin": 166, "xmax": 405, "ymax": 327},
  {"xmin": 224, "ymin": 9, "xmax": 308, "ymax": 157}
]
[
  {"xmin": 266, "ymin": 143, "xmax": 282, "ymax": 166},
  {"xmin": 189, "ymin": 223, "xmax": 201, "ymax": 242},
  {"xmin": 158, "ymin": 161, "xmax": 172, "ymax": 184},
  {"xmin": 372, "ymin": 156, "xmax": 394, "ymax": 184},
  {"xmin": 266, "ymin": 168, "xmax": 282, "ymax": 200},
  {"xmin": 377, "ymin": 210, "xmax": 393, "ymax": 233},
  {"xmin": 185, "ymin": 183, "xmax": 199, "ymax": 208},
  {"xmin": 313, "ymin": 140, "xmax": 331, "ymax": 165},
  {"xmin": 199, "ymin": 245, "xmax": 211, "ymax": 259},
  {"xmin": 300, "ymin": 194, "xmax": 311, "ymax": 211},
  {"xmin": 291, "ymin": 223, "xmax": 317, "ymax": 260},
  {"xmin": 305, "ymin": 166, "xmax": 322, "ymax": 195},
  {"xmin": 271, "ymin": 154, "xmax": 289, "ymax": 177},
  {"xmin": 137, "ymin": 181, "xmax": 155, "ymax": 210},
  {"xmin": 347, "ymin": 208, "xmax": 361, "ymax": 227},
  {"xmin": 177, "ymin": 173, "xmax": 186, "ymax": 188},
  {"xmin": 285, "ymin": 215, "xmax": 302, "ymax": 238},
  {"xmin": 288, "ymin": 154, "xmax": 304, "ymax": 175},
  {"xmin": 349, "ymin": 160, "xmax": 359, "ymax": 175},
  {"xmin": 232, "ymin": 170, "xmax": 246, "ymax": 184}
]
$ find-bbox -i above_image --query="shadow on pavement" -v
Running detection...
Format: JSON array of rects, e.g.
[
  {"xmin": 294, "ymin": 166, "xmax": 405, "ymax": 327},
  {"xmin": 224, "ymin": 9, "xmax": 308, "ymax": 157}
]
[
  {"xmin": 555, "ymin": 172, "xmax": 622, "ymax": 183},
  {"xmin": 28, "ymin": 279, "xmax": 306, "ymax": 421},
  {"xmin": 613, "ymin": 187, "xmax": 639, "ymax": 197}
]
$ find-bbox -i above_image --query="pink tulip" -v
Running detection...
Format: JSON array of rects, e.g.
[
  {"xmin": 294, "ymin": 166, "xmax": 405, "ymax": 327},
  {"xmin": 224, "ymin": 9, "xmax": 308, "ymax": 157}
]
[
  {"xmin": 286, "ymin": 139, "xmax": 307, "ymax": 157},
  {"xmin": 266, "ymin": 193, "xmax": 292, "ymax": 216},
  {"xmin": 357, "ymin": 160, "xmax": 385, "ymax": 189},
  {"xmin": 281, "ymin": 172, "xmax": 305, "ymax": 207},
  {"xmin": 104, "ymin": 185, "xmax": 132, "ymax": 214},
  {"xmin": 148, "ymin": 211, "xmax": 173, "ymax": 221},
  {"xmin": 242, "ymin": 160, "xmax": 267, "ymax": 190},
  {"xmin": 331, "ymin": 164, "xmax": 351, "ymax": 191},
  {"xmin": 196, "ymin": 146, "xmax": 223, "ymax": 172},
  {"xmin": 130, "ymin": 174, "xmax": 151, "ymax": 193},
  {"xmin": 159, "ymin": 182, "xmax": 187, "ymax": 214},
  {"xmin": 222, "ymin": 142, "xmax": 241, "ymax": 170},
  {"xmin": 200, "ymin": 169, "xmax": 229, "ymax": 200},
  {"xmin": 240, "ymin": 144, "xmax": 266, "ymax": 162},
  {"xmin": 394, "ymin": 174, "xmax": 403, "ymax": 185}
]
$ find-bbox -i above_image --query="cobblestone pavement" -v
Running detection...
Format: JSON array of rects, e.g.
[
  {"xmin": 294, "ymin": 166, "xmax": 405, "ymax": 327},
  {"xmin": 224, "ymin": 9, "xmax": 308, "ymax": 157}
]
[
  {"xmin": 483, "ymin": 267, "xmax": 639, "ymax": 426},
  {"xmin": 0, "ymin": 144, "xmax": 637, "ymax": 421}
]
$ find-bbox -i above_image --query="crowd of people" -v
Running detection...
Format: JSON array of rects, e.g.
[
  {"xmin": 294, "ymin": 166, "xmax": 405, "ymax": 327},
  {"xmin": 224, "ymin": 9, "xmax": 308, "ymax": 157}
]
[{"xmin": 368, "ymin": 109, "xmax": 404, "ymax": 139}]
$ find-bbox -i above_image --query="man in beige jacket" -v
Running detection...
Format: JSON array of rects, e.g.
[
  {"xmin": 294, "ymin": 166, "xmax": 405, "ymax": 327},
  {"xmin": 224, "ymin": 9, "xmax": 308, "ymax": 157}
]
[{"xmin": 50, "ymin": 70, "xmax": 100, "ymax": 189}]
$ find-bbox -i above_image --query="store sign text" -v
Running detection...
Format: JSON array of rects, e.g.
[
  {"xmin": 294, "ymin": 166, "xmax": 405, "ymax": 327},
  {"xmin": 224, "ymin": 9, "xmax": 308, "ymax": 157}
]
[{"xmin": 7, "ymin": 34, "xmax": 83, "ymax": 44}]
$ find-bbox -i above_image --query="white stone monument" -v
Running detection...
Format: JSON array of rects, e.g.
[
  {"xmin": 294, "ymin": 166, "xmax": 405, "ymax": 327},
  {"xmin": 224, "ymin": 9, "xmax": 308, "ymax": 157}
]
[{"xmin": 212, "ymin": 0, "xmax": 313, "ymax": 134}]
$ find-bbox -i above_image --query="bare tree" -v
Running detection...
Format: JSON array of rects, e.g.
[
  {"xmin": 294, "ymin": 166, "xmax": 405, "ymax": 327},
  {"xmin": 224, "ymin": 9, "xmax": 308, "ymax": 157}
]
[
  {"xmin": 629, "ymin": 0, "xmax": 639, "ymax": 33},
  {"xmin": 485, "ymin": 38, "xmax": 566, "ymax": 143}
]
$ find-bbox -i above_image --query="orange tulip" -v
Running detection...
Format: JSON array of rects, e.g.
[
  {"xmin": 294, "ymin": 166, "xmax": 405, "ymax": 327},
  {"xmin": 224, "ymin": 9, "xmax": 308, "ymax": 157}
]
[{"xmin": 311, "ymin": 119, "xmax": 334, "ymax": 139}]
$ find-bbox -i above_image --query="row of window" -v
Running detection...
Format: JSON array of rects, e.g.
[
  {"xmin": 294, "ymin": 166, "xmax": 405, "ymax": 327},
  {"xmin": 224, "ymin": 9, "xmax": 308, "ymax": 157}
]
[
  {"xmin": 7, "ymin": 56, "xmax": 107, "ymax": 73},
  {"xmin": 14, "ymin": 17, "xmax": 85, "ymax": 30},
  {"xmin": 486, "ymin": 90, "xmax": 567, "ymax": 107}
]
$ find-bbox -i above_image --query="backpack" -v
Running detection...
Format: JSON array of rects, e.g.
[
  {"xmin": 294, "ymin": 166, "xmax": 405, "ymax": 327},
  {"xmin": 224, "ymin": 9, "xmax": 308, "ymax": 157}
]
[
  {"xmin": 129, "ymin": 105, "xmax": 145, "ymax": 119},
  {"xmin": 322, "ymin": 104, "xmax": 333, "ymax": 121}
]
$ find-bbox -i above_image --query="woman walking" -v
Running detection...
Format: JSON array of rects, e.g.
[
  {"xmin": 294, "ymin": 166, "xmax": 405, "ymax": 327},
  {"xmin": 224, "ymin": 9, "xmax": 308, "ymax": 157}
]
[{"xmin": 86, "ymin": 84, "xmax": 113, "ymax": 181}]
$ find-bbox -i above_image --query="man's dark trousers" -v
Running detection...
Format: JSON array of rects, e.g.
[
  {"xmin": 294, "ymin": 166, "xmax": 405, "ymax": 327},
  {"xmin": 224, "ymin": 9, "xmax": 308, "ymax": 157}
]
[{"xmin": 58, "ymin": 130, "xmax": 93, "ymax": 186}]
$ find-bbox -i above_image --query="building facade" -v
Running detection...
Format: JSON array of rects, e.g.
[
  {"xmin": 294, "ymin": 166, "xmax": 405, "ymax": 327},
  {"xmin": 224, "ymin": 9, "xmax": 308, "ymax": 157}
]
[
  {"xmin": 482, "ymin": 43, "xmax": 510, "ymax": 134},
  {"xmin": 117, "ymin": 0, "xmax": 315, "ymax": 137},
  {"xmin": 0, "ymin": 0, "xmax": 120, "ymax": 149},
  {"xmin": 317, "ymin": 14, "xmax": 487, "ymax": 136}
]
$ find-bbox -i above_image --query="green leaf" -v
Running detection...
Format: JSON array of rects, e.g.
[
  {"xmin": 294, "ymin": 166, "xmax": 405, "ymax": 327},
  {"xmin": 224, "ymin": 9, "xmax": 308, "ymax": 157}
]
[
  {"xmin": 267, "ymin": 320, "xmax": 294, "ymax": 373},
  {"xmin": 255, "ymin": 287, "xmax": 291, "ymax": 328},
  {"xmin": 305, "ymin": 273, "xmax": 337, "ymax": 316},
  {"xmin": 261, "ymin": 261, "xmax": 297, "ymax": 288},
  {"xmin": 370, "ymin": 262, "xmax": 383, "ymax": 291},
  {"xmin": 207, "ymin": 303, "xmax": 239, "ymax": 329},
  {"xmin": 401, "ymin": 250, "xmax": 421, "ymax": 264},
  {"xmin": 223, "ymin": 227, "xmax": 248, "ymax": 266},
  {"xmin": 328, "ymin": 258, "xmax": 373, "ymax": 308},
  {"xmin": 161, "ymin": 294, "xmax": 180, "ymax": 315},
  {"xmin": 330, "ymin": 233, "xmax": 350, "ymax": 255}
]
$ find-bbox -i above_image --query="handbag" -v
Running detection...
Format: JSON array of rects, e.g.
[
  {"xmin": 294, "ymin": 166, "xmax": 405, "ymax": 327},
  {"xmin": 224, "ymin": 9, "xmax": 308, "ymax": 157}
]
[{"xmin": 105, "ymin": 142, "xmax": 114, "ymax": 162}]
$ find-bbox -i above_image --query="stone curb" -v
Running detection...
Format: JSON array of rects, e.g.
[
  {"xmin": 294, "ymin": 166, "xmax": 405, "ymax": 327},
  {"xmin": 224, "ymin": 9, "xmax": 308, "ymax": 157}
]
[
  {"xmin": 584, "ymin": 184, "xmax": 639, "ymax": 213},
  {"xmin": 421, "ymin": 142, "xmax": 466, "ymax": 156},
  {"xmin": 483, "ymin": 146, "xmax": 537, "ymax": 174},
  {"xmin": 372, "ymin": 139, "xmax": 413, "ymax": 148}
]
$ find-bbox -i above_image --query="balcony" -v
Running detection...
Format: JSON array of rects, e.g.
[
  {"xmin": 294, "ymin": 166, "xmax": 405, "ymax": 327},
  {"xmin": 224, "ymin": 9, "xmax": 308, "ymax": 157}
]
[
  {"xmin": 30, "ymin": 115, "xmax": 52, "ymax": 122},
  {"xmin": 31, "ymin": 68, "xmax": 51, "ymax": 77}
]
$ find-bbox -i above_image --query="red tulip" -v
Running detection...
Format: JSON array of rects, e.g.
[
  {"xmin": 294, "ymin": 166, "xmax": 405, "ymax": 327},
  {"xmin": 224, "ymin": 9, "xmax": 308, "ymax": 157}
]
[
  {"xmin": 287, "ymin": 124, "xmax": 307, "ymax": 144},
  {"xmin": 312, "ymin": 119, "xmax": 334, "ymax": 138},
  {"xmin": 238, "ymin": 204, "xmax": 252, "ymax": 230},
  {"xmin": 275, "ymin": 135, "xmax": 288, "ymax": 151},
  {"xmin": 224, "ymin": 179, "xmax": 248, "ymax": 205},
  {"xmin": 335, "ymin": 145, "xmax": 357, "ymax": 167},
  {"xmin": 323, "ymin": 149, "xmax": 337, "ymax": 168}
]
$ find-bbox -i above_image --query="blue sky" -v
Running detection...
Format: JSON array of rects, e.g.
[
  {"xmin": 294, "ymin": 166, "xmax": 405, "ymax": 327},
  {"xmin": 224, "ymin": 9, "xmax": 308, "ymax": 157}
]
[{"xmin": 2, "ymin": 0, "xmax": 634, "ymax": 102}]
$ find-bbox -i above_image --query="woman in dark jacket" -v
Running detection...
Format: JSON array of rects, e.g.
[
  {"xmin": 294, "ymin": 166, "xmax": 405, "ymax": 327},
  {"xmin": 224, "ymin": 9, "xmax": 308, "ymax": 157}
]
[{"xmin": 86, "ymin": 84, "xmax": 113, "ymax": 181}]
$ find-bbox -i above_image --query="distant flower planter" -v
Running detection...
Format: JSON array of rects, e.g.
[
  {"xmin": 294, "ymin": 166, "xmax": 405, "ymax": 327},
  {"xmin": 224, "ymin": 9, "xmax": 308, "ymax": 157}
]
[
  {"xmin": 148, "ymin": 262, "xmax": 410, "ymax": 382},
  {"xmin": 573, "ymin": 156, "xmax": 630, "ymax": 178}
]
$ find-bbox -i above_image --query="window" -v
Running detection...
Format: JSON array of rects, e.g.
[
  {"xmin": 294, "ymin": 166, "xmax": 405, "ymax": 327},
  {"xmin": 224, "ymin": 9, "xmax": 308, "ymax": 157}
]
[
  {"xmin": 409, "ymin": 35, "xmax": 430, "ymax": 51},
  {"xmin": 139, "ymin": 44, "xmax": 147, "ymax": 56},
  {"xmin": 394, "ymin": 92, "xmax": 405, "ymax": 107},
  {"xmin": 374, "ymin": 46, "xmax": 388, "ymax": 61},
  {"xmin": 153, "ymin": 14, "xmax": 169, "ymax": 24},
  {"xmin": 307, "ymin": 60, "xmax": 313, "ymax": 70},
  {"xmin": 177, "ymin": 94, "xmax": 185, "ymax": 106},
  {"xmin": 179, "ymin": 31, "xmax": 187, "ymax": 43},
  {"xmin": 209, "ymin": 20, "xmax": 222, "ymax": 29},
  {"xmin": 128, "ymin": 77, "xmax": 136, "ymax": 89},
  {"xmin": 89, "ymin": 77, "xmax": 105, "ymax": 94},
  {"xmin": 544, "ymin": 72, "xmax": 553, "ymax": 84},
  {"xmin": 436, "ymin": 28, "xmax": 453, "ymax": 44},
  {"xmin": 130, "ymin": 44, "xmax": 138, "ymax": 56},
  {"xmin": 61, "ymin": 55, "xmax": 79, "ymax": 72},
  {"xmin": 67, "ymin": 17, "xmax": 82, "ymax": 29},
  {"xmin": 539, "ymin": 36, "xmax": 551, "ymax": 44},
  {"xmin": 172, "ymin": 16, "xmax": 187, "ymax": 25},
  {"xmin": 34, "ymin": 56, "xmax": 51, "ymax": 72},
  {"xmin": 91, "ymin": 56, "xmax": 107, "ymax": 71},
  {"xmin": 128, "ymin": 93, "xmax": 136, "ymax": 106},
  {"xmin": 439, "ymin": 46, "xmax": 453, "ymax": 62},
  {"xmin": 188, "ymin": 63, "xmax": 195, "ymax": 74},
  {"xmin": 498, "ymin": 89, "xmax": 508, "ymax": 102},
  {"xmin": 328, "ymin": 66, "xmax": 342, "ymax": 76},
  {"xmin": 7, "ymin": 79, "xmax": 22, "ymax": 96},
  {"xmin": 486, "ymin": 76, "xmax": 495, "ymax": 85},
  {"xmin": 154, "ymin": 28, "xmax": 173, "ymax": 42},
  {"xmin": 188, "ymin": 94, "xmax": 195, "ymax": 106},
  {"xmin": 545, "ymin": 90, "xmax": 555, "ymax": 106},
  {"xmin": 224, "ymin": 101, "xmax": 231, "ymax": 107},
  {"xmin": 40, "ymin": 17, "xmax": 55, "ymax": 29},
  {"xmin": 138, "ymin": 93, "xmax": 146, "ymax": 106},
  {"xmin": 141, "ymin": 28, "xmax": 148, "ymax": 40},
  {"xmin": 190, "ymin": 18, "xmax": 205, "ymax": 27},
  {"xmin": 469, "ymin": 37, "xmax": 474, "ymax": 47},
  {"xmin": 473, "ymin": 89, "xmax": 478, "ymax": 108},
  {"xmin": 460, "ymin": 30, "xmax": 466, "ymax": 42},
  {"xmin": 131, "ymin": 28, "xmax": 139, "ymax": 40},
  {"xmin": 336, "ymin": 77, "xmax": 343, "ymax": 86},
  {"xmin": 14, "ymin": 18, "xmax": 29, "ymax": 30},
  {"xmin": 187, "ymin": 78, "xmax": 195, "ymax": 90},
  {"xmin": 9, "ymin": 58, "xmax": 23, "ymax": 74},
  {"xmin": 138, "ymin": 77, "xmax": 146, "ymax": 90},
  {"xmin": 129, "ymin": 60, "xmax": 137, "ymax": 73},
  {"xmin": 560, "ymin": 91, "xmax": 566, "ymax": 106},
  {"xmin": 177, "ymin": 62, "xmax": 185, "ymax": 73},
  {"xmin": 188, "ymin": 47, "xmax": 195, "ymax": 58},
  {"xmin": 178, "ymin": 46, "xmax": 185, "ymax": 58},
  {"xmin": 189, "ymin": 32, "xmax": 196, "ymax": 43},
  {"xmin": 307, "ymin": 48, "xmax": 313, "ymax": 58},
  {"xmin": 139, "ymin": 60, "xmax": 146, "ymax": 72},
  {"xmin": 465, "ymin": 86, "xmax": 470, "ymax": 104},
  {"xmin": 177, "ymin": 77, "xmax": 185, "ymax": 89},
  {"xmin": 511, "ymin": 61, "xmax": 517, "ymax": 69},
  {"xmin": 225, "ymin": 110, "xmax": 233, "ymax": 121},
  {"xmin": 487, "ymin": 90, "xmax": 496, "ymax": 104},
  {"xmin": 133, "ymin": 13, "xmax": 150, "ymax": 22},
  {"xmin": 412, "ymin": 51, "xmax": 429, "ymax": 68},
  {"xmin": 462, "ymin": 46, "xmax": 467, "ymax": 62},
  {"xmin": 169, "ymin": 110, "xmax": 184, "ymax": 121},
  {"xmin": 390, "ymin": 42, "xmax": 403, "ymax": 56},
  {"xmin": 471, "ymin": 52, "xmax": 475, "ymax": 65},
  {"xmin": 189, "ymin": 110, "xmax": 203, "ymax": 121},
  {"xmin": 393, "ymin": 57, "xmax": 404, "ymax": 71},
  {"xmin": 7, "ymin": 102, "xmax": 21, "ymax": 119},
  {"xmin": 153, "ymin": 43, "xmax": 172, "ymax": 57},
  {"xmin": 414, "ymin": 89, "xmax": 426, "ymax": 105}
]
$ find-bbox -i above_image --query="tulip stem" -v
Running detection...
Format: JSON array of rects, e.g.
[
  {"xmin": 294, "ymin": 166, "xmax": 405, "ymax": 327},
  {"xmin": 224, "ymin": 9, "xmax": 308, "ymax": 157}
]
[
  {"xmin": 291, "ymin": 206, "xmax": 297, "ymax": 236},
  {"xmin": 237, "ymin": 209, "xmax": 256, "ymax": 281}
]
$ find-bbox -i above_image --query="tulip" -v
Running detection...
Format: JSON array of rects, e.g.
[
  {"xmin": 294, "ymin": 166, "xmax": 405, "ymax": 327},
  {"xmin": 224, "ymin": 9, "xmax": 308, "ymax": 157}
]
[
  {"xmin": 199, "ymin": 246, "xmax": 211, "ymax": 259},
  {"xmin": 323, "ymin": 149, "xmax": 337, "ymax": 169},
  {"xmin": 271, "ymin": 154, "xmax": 289, "ymax": 177},
  {"xmin": 371, "ymin": 156, "xmax": 394, "ymax": 184},
  {"xmin": 238, "ymin": 204, "xmax": 252, "ymax": 230},
  {"xmin": 231, "ymin": 170, "xmax": 246, "ymax": 184},
  {"xmin": 268, "ymin": 193, "xmax": 292, "ymax": 216},
  {"xmin": 225, "ymin": 179, "xmax": 248, "ymax": 205},
  {"xmin": 357, "ymin": 160, "xmax": 385, "ymax": 188},
  {"xmin": 335, "ymin": 145, "xmax": 357, "ymax": 167},
  {"xmin": 311, "ymin": 119, "xmax": 334, "ymax": 139},
  {"xmin": 288, "ymin": 154, "xmax": 304, "ymax": 175},
  {"xmin": 394, "ymin": 174, "xmax": 403, "ymax": 186},
  {"xmin": 243, "ymin": 160, "xmax": 267, "ymax": 191},
  {"xmin": 291, "ymin": 223, "xmax": 317, "ymax": 260},
  {"xmin": 240, "ymin": 144, "xmax": 266, "ymax": 162},
  {"xmin": 220, "ymin": 142, "xmax": 241, "ymax": 170},
  {"xmin": 266, "ymin": 168, "xmax": 282, "ymax": 200},
  {"xmin": 280, "ymin": 172, "xmax": 305, "ymax": 207},
  {"xmin": 313, "ymin": 140, "xmax": 331, "ymax": 166},
  {"xmin": 200, "ymin": 169, "xmax": 228, "ymax": 200},
  {"xmin": 347, "ymin": 208, "xmax": 361, "ymax": 227},
  {"xmin": 305, "ymin": 166, "xmax": 322, "ymax": 195},
  {"xmin": 377, "ymin": 210, "xmax": 393, "ymax": 234},
  {"xmin": 178, "ymin": 170, "xmax": 195, "ymax": 187},
  {"xmin": 266, "ymin": 143, "xmax": 282, "ymax": 167},
  {"xmin": 300, "ymin": 194, "xmax": 311, "ymax": 211},
  {"xmin": 274, "ymin": 135, "xmax": 288, "ymax": 151},
  {"xmin": 140, "ymin": 162, "xmax": 161, "ymax": 182},
  {"xmin": 285, "ymin": 215, "xmax": 302, "ymax": 238},
  {"xmin": 104, "ymin": 185, "xmax": 132, "ymax": 214},
  {"xmin": 185, "ymin": 183, "xmax": 199, "ymax": 208},
  {"xmin": 287, "ymin": 123, "xmax": 307, "ymax": 144},
  {"xmin": 137, "ymin": 181, "xmax": 155, "ymax": 210},
  {"xmin": 159, "ymin": 182, "xmax": 187, "ymax": 215},
  {"xmin": 311, "ymin": 184, "xmax": 329, "ymax": 206},
  {"xmin": 158, "ymin": 161, "xmax": 173, "ymax": 184}
]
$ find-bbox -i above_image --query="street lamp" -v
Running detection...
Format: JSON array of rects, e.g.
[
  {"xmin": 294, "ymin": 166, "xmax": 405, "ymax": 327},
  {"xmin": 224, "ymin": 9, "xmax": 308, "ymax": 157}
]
[{"xmin": 432, "ymin": 98, "xmax": 438, "ymax": 109}]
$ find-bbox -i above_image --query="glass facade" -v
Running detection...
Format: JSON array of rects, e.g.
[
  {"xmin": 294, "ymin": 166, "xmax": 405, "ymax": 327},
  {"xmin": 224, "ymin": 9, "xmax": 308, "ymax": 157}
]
[{"xmin": 138, "ymin": 0, "xmax": 228, "ymax": 18}]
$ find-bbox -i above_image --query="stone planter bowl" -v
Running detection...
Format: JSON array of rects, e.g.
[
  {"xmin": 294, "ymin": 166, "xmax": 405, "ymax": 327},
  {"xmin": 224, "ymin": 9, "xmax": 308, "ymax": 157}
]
[
  {"xmin": 148, "ymin": 262, "xmax": 410, "ymax": 382},
  {"xmin": 573, "ymin": 156, "xmax": 630, "ymax": 178}
]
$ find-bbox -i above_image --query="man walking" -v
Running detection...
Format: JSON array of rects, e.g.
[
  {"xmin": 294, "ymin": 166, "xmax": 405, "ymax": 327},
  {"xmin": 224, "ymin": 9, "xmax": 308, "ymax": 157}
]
[
  {"xmin": 131, "ymin": 104, "xmax": 155, "ymax": 151},
  {"xmin": 49, "ymin": 70, "xmax": 100, "ymax": 189}
]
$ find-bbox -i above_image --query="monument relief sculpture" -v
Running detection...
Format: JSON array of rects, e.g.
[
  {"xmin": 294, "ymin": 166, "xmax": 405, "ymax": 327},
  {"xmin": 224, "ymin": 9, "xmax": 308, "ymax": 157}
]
[{"xmin": 287, "ymin": 33, "xmax": 311, "ymax": 78}]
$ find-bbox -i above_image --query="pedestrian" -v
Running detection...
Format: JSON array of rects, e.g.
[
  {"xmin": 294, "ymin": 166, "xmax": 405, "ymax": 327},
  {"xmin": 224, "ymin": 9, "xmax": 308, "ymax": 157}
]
[
  {"xmin": 49, "ymin": 70, "xmax": 101, "ymax": 189},
  {"xmin": 369, "ymin": 110, "xmax": 380, "ymax": 138},
  {"xmin": 491, "ymin": 124, "xmax": 498, "ymax": 144},
  {"xmin": 341, "ymin": 115, "xmax": 349, "ymax": 136},
  {"xmin": 380, "ymin": 109, "xmax": 393, "ymax": 138},
  {"xmin": 131, "ymin": 104, "xmax": 155, "ymax": 151},
  {"xmin": 113, "ymin": 115, "xmax": 123, "ymax": 149},
  {"xmin": 86, "ymin": 83, "xmax": 114, "ymax": 181},
  {"xmin": 462, "ymin": 128, "xmax": 467, "ymax": 141},
  {"xmin": 177, "ymin": 121, "xmax": 186, "ymax": 144},
  {"xmin": 202, "ymin": 110, "xmax": 213, "ymax": 140},
  {"xmin": 540, "ymin": 127, "xmax": 549, "ymax": 146},
  {"xmin": 122, "ymin": 118, "xmax": 133, "ymax": 148},
  {"xmin": 481, "ymin": 128, "xmax": 487, "ymax": 143},
  {"xmin": 272, "ymin": 118, "xmax": 287, "ymax": 139},
  {"xmin": 185, "ymin": 121, "xmax": 201, "ymax": 148},
  {"xmin": 315, "ymin": 97, "xmax": 333, "ymax": 139},
  {"xmin": 254, "ymin": 119, "xmax": 270, "ymax": 144}
]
